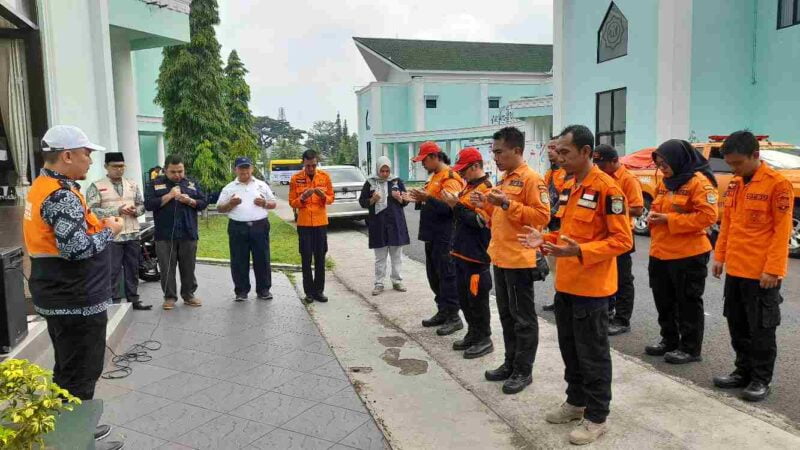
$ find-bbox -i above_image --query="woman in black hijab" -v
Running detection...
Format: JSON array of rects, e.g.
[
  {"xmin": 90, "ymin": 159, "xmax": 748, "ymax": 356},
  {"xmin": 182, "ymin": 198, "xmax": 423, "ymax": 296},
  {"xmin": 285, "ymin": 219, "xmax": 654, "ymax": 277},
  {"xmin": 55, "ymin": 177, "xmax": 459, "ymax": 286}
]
[{"xmin": 644, "ymin": 139, "xmax": 720, "ymax": 365}]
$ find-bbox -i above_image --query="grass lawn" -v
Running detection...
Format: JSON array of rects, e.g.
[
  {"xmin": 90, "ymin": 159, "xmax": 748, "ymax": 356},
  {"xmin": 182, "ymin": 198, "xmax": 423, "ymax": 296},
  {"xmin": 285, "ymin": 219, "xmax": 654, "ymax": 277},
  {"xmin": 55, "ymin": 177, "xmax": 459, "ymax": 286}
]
[{"xmin": 197, "ymin": 212, "xmax": 301, "ymax": 265}]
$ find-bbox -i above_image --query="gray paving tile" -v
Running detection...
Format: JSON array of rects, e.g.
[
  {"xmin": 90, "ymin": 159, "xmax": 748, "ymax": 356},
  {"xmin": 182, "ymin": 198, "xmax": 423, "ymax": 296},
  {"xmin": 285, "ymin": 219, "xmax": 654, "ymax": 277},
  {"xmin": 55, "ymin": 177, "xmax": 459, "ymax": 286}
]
[
  {"xmin": 302, "ymin": 339, "xmax": 335, "ymax": 357},
  {"xmin": 101, "ymin": 390, "xmax": 173, "ymax": 425},
  {"xmin": 339, "ymin": 421, "xmax": 389, "ymax": 450},
  {"xmin": 229, "ymin": 364, "xmax": 304, "ymax": 391},
  {"xmin": 228, "ymin": 342, "xmax": 295, "ymax": 364},
  {"xmin": 274, "ymin": 373, "xmax": 350, "ymax": 402},
  {"xmin": 265, "ymin": 332, "xmax": 325, "ymax": 351},
  {"xmin": 282, "ymin": 404, "xmax": 369, "ymax": 442},
  {"xmin": 329, "ymin": 445, "xmax": 358, "ymax": 450},
  {"xmin": 175, "ymin": 414, "xmax": 274, "ymax": 450},
  {"xmin": 249, "ymin": 428, "xmax": 334, "ymax": 450},
  {"xmin": 94, "ymin": 380, "xmax": 133, "ymax": 401},
  {"xmin": 125, "ymin": 402, "xmax": 221, "ymax": 440},
  {"xmin": 310, "ymin": 361, "xmax": 348, "ymax": 381},
  {"xmin": 147, "ymin": 348, "xmax": 218, "ymax": 372},
  {"xmin": 151, "ymin": 326, "xmax": 220, "ymax": 350},
  {"xmin": 266, "ymin": 349, "xmax": 334, "ymax": 372},
  {"xmin": 186, "ymin": 355, "xmax": 263, "ymax": 380},
  {"xmin": 102, "ymin": 363, "xmax": 179, "ymax": 391},
  {"xmin": 320, "ymin": 387, "xmax": 367, "ymax": 413},
  {"xmin": 183, "ymin": 380, "xmax": 267, "ymax": 413},
  {"xmin": 157, "ymin": 444, "xmax": 194, "ymax": 450},
  {"xmin": 202, "ymin": 333, "xmax": 269, "ymax": 355},
  {"xmin": 106, "ymin": 425, "xmax": 167, "ymax": 449},
  {"xmin": 229, "ymin": 391, "xmax": 316, "ymax": 427},
  {"xmin": 139, "ymin": 371, "xmax": 220, "ymax": 401}
]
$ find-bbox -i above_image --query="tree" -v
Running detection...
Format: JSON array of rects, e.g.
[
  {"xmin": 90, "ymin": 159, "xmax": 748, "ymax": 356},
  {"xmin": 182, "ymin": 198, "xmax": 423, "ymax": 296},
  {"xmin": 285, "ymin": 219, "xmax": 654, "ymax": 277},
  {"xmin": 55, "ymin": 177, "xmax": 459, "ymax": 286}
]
[
  {"xmin": 305, "ymin": 120, "xmax": 338, "ymax": 159},
  {"xmin": 193, "ymin": 140, "xmax": 229, "ymax": 194},
  {"xmin": 253, "ymin": 116, "xmax": 305, "ymax": 149},
  {"xmin": 156, "ymin": 0, "xmax": 229, "ymax": 168},
  {"xmin": 224, "ymin": 50, "xmax": 259, "ymax": 163},
  {"xmin": 270, "ymin": 138, "xmax": 304, "ymax": 160}
]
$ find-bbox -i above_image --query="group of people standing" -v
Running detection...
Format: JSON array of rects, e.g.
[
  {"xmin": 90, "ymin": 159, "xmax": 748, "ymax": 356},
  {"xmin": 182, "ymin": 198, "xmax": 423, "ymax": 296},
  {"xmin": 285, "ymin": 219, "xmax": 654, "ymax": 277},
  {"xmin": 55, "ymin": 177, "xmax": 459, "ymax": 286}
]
[{"xmin": 356, "ymin": 125, "xmax": 793, "ymax": 445}]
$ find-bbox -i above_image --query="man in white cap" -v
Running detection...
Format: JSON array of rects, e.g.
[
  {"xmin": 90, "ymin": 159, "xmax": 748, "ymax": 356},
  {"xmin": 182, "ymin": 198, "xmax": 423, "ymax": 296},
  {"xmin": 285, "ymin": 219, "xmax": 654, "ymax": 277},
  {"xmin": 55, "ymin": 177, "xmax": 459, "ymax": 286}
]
[{"xmin": 23, "ymin": 125, "xmax": 124, "ymax": 450}]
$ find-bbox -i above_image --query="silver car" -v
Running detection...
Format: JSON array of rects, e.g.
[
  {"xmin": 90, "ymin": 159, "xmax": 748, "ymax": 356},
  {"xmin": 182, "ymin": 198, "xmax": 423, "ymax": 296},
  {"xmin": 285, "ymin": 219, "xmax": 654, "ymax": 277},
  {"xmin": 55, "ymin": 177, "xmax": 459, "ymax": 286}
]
[{"xmin": 293, "ymin": 165, "xmax": 368, "ymax": 221}]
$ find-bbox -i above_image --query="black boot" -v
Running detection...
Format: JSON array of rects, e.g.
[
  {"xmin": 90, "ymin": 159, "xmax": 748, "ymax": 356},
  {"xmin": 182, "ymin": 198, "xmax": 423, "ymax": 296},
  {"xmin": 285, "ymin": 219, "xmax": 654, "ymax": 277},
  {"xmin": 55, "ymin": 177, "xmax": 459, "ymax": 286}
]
[
  {"xmin": 485, "ymin": 362, "xmax": 513, "ymax": 381},
  {"xmin": 741, "ymin": 381, "xmax": 770, "ymax": 402},
  {"xmin": 713, "ymin": 372, "xmax": 750, "ymax": 389},
  {"xmin": 608, "ymin": 319, "xmax": 630, "ymax": 336},
  {"xmin": 664, "ymin": 350, "xmax": 702, "ymax": 364},
  {"xmin": 131, "ymin": 302, "xmax": 153, "ymax": 311},
  {"xmin": 436, "ymin": 314, "xmax": 463, "ymax": 336},
  {"xmin": 542, "ymin": 303, "xmax": 555, "ymax": 312},
  {"xmin": 422, "ymin": 311, "xmax": 447, "ymax": 327},
  {"xmin": 453, "ymin": 331, "xmax": 475, "ymax": 351},
  {"xmin": 464, "ymin": 337, "xmax": 494, "ymax": 359},
  {"xmin": 502, "ymin": 372, "xmax": 532, "ymax": 395},
  {"xmin": 644, "ymin": 342, "xmax": 677, "ymax": 356}
]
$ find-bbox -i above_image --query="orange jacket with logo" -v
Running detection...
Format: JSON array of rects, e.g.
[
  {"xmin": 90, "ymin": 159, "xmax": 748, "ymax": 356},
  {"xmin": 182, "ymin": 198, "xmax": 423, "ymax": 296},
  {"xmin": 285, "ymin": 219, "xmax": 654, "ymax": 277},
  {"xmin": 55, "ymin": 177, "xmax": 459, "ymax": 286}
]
[
  {"xmin": 714, "ymin": 162, "xmax": 795, "ymax": 279},
  {"xmin": 487, "ymin": 163, "xmax": 550, "ymax": 269},
  {"xmin": 544, "ymin": 166, "xmax": 633, "ymax": 297},
  {"xmin": 545, "ymin": 167, "xmax": 568, "ymax": 193},
  {"xmin": 425, "ymin": 166, "xmax": 464, "ymax": 199},
  {"xmin": 649, "ymin": 172, "xmax": 718, "ymax": 260},
  {"xmin": 289, "ymin": 169, "xmax": 334, "ymax": 227},
  {"xmin": 611, "ymin": 166, "xmax": 644, "ymax": 230}
]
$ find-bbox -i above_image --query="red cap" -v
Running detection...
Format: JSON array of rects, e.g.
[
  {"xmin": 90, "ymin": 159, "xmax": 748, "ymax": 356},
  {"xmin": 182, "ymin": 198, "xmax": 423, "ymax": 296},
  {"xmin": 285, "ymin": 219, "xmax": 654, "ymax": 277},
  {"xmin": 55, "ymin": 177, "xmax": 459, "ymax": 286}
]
[
  {"xmin": 411, "ymin": 141, "xmax": 441, "ymax": 162},
  {"xmin": 452, "ymin": 147, "xmax": 483, "ymax": 172}
]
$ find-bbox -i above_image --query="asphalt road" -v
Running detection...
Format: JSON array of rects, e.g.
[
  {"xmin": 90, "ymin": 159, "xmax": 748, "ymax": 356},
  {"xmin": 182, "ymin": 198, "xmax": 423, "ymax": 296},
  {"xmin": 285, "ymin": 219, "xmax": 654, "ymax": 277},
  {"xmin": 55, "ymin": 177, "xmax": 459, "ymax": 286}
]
[{"xmin": 273, "ymin": 185, "xmax": 800, "ymax": 428}]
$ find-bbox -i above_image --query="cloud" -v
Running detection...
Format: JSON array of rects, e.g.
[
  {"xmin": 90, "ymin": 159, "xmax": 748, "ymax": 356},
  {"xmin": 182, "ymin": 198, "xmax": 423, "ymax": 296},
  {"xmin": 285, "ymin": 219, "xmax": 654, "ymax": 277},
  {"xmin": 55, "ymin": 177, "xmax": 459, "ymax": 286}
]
[{"xmin": 216, "ymin": 0, "xmax": 553, "ymax": 132}]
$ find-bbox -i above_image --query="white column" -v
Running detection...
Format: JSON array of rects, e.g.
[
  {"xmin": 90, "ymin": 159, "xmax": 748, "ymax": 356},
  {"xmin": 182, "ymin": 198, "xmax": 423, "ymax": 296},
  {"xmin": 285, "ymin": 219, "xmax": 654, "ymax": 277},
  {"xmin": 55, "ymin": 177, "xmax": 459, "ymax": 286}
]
[
  {"xmin": 552, "ymin": 0, "xmax": 565, "ymax": 132},
  {"xmin": 411, "ymin": 78, "xmax": 425, "ymax": 131},
  {"xmin": 157, "ymin": 133, "xmax": 166, "ymax": 166},
  {"xmin": 393, "ymin": 143, "xmax": 399, "ymax": 173},
  {"xmin": 480, "ymin": 80, "xmax": 489, "ymax": 125},
  {"xmin": 656, "ymin": 0, "xmax": 693, "ymax": 144},
  {"xmin": 110, "ymin": 29, "xmax": 143, "ymax": 185}
]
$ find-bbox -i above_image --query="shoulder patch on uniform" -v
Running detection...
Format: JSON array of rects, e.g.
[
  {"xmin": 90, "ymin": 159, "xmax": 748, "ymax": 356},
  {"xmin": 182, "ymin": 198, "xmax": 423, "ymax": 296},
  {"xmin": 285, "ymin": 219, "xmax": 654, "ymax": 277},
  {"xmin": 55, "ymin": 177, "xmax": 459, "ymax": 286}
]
[
  {"xmin": 540, "ymin": 191, "xmax": 549, "ymax": 204},
  {"xmin": 706, "ymin": 191, "xmax": 718, "ymax": 205},
  {"xmin": 607, "ymin": 194, "xmax": 626, "ymax": 215},
  {"xmin": 777, "ymin": 190, "xmax": 792, "ymax": 213},
  {"xmin": 510, "ymin": 179, "xmax": 524, "ymax": 187},
  {"xmin": 703, "ymin": 185, "xmax": 715, "ymax": 190}
]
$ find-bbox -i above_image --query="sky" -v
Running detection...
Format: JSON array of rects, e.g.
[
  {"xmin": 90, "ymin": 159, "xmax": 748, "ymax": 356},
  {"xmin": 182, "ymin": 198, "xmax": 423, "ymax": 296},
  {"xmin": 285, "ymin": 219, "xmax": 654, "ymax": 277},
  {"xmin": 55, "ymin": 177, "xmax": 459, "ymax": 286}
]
[{"xmin": 216, "ymin": 0, "xmax": 553, "ymax": 134}]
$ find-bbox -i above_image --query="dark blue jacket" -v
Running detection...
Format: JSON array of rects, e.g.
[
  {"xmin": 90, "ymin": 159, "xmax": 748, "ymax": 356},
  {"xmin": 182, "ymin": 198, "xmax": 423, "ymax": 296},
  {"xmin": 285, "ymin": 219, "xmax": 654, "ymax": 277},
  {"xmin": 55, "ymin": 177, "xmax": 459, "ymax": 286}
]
[
  {"xmin": 417, "ymin": 170, "xmax": 458, "ymax": 244},
  {"xmin": 359, "ymin": 178, "xmax": 411, "ymax": 249},
  {"xmin": 144, "ymin": 175, "xmax": 208, "ymax": 241},
  {"xmin": 450, "ymin": 176, "xmax": 492, "ymax": 265}
]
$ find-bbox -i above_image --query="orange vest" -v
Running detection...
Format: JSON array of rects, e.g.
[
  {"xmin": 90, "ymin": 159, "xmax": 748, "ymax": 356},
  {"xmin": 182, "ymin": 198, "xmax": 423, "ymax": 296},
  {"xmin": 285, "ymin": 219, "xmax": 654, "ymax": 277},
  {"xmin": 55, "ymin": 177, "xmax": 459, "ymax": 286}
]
[
  {"xmin": 289, "ymin": 169, "xmax": 334, "ymax": 227},
  {"xmin": 24, "ymin": 176, "xmax": 104, "ymax": 258}
]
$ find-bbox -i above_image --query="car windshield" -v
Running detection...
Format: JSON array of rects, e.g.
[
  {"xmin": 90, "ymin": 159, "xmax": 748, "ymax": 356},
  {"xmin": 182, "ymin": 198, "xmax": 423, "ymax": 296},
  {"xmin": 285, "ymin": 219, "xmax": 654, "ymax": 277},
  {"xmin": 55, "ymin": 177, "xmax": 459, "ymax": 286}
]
[
  {"xmin": 761, "ymin": 150, "xmax": 800, "ymax": 170},
  {"xmin": 325, "ymin": 167, "xmax": 366, "ymax": 184}
]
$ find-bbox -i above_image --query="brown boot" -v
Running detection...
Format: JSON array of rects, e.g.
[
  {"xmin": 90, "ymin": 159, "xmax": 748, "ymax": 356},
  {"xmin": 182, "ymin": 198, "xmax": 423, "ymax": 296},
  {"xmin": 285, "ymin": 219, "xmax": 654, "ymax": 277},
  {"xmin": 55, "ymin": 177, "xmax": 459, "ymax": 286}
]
[
  {"xmin": 568, "ymin": 419, "xmax": 608, "ymax": 445},
  {"xmin": 184, "ymin": 297, "xmax": 202, "ymax": 307},
  {"xmin": 162, "ymin": 298, "xmax": 176, "ymax": 310}
]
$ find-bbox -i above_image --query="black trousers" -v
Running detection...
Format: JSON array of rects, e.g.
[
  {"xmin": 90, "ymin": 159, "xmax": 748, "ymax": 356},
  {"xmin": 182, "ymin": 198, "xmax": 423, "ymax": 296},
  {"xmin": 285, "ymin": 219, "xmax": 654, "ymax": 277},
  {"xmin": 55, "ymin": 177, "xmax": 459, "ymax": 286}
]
[
  {"xmin": 455, "ymin": 259, "xmax": 492, "ymax": 340},
  {"xmin": 724, "ymin": 275, "xmax": 782, "ymax": 384},
  {"xmin": 610, "ymin": 250, "xmax": 635, "ymax": 325},
  {"xmin": 228, "ymin": 218, "xmax": 272, "ymax": 296},
  {"xmin": 298, "ymin": 226, "xmax": 327, "ymax": 297},
  {"xmin": 109, "ymin": 240, "xmax": 140, "ymax": 303},
  {"xmin": 649, "ymin": 252, "xmax": 709, "ymax": 356},
  {"xmin": 424, "ymin": 241, "xmax": 459, "ymax": 314},
  {"xmin": 494, "ymin": 266, "xmax": 538, "ymax": 376},
  {"xmin": 155, "ymin": 239, "xmax": 198, "ymax": 301},
  {"xmin": 555, "ymin": 293, "xmax": 612, "ymax": 424},
  {"xmin": 45, "ymin": 311, "xmax": 108, "ymax": 400}
]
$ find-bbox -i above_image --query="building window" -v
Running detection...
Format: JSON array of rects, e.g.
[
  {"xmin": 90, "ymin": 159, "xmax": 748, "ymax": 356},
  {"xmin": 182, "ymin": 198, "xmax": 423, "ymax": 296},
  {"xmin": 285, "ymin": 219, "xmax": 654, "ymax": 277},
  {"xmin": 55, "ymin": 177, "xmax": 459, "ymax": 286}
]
[
  {"xmin": 488, "ymin": 97, "xmax": 500, "ymax": 109},
  {"xmin": 598, "ymin": 2, "xmax": 628, "ymax": 63},
  {"xmin": 366, "ymin": 141, "xmax": 372, "ymax": 174},
  {"xmin": 425, "ymin": 96, "xmax": 438, "ymax": 109},
  {"xmin": 596, "ymin": 87, "xmax": 626, "ymax": 152},
  {"xmin": 778, "ymin": 0, "xmax": 800, "ymax": 29}
]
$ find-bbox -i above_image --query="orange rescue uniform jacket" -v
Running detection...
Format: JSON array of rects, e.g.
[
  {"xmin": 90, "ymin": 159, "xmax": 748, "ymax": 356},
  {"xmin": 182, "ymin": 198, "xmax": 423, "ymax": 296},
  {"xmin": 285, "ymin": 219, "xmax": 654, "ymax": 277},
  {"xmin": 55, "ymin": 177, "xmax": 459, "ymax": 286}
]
[
  {"xmin": 649, "ymin": 172, "xmax": 718, "ymax": 260},
  {"xmin": 289, "ymin": 169, "xmax": 334, "ymax": 227},
  {"xmin": 487, "ymin": 163, "xmax": 550, "ymax": 269},
  {"xmin": 610, "ymin": 165, "xmax": 644, "ymax": 229},
  {"xmin": 545, "ymin": 167, "xmax": 568, "ymax": 192},
  {"xmin": 714, "ymin": 162, "xmax": 795, "ymax": 279},
  {"xmin": 544, "ymin": 166, "xmax": 633, "ymax": 297}
]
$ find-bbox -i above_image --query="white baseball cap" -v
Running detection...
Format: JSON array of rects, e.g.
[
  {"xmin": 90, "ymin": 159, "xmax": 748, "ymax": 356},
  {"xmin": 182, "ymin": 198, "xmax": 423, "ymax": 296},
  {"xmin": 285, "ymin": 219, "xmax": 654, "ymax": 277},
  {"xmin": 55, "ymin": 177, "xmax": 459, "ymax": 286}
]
[{"xmin": 41, "ymin": 125, "xmax": 106, "ymax": 152}]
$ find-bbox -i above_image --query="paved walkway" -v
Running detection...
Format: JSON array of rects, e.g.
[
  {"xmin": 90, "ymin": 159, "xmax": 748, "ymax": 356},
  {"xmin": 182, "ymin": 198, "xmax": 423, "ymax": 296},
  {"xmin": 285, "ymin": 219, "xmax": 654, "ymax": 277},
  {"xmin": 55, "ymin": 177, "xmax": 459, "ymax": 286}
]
[{"xmin": 95, "ymin": 264, "xmax": 388, "ymax": 450}]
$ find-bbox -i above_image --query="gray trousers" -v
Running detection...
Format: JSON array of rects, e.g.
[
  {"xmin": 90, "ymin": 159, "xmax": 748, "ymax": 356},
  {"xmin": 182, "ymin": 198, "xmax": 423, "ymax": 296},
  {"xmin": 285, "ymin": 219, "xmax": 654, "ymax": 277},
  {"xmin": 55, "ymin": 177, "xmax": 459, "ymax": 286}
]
[
  {"xmin": 374, "ymin": 246, "xmax": 403, "ymax": 288},
  {"xmin": 109, "ymin": 240, "xmax": 140, "ymax": 303},
  {"xmin": 155, "ymin": 240, "xmax": 198, "ymax": 301}
]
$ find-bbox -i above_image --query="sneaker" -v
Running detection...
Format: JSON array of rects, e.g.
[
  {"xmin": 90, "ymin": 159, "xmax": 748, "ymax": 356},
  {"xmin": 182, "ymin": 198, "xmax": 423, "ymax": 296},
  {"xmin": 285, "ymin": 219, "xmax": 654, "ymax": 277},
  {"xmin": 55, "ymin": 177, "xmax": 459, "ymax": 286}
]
[
  {"xmin": 94, "ymin": 424, "xmax": 111, "ymax": 440},
  {"xmin": 372, "ymin": 285, "xmax": 384, "ymax": 296},
  {"xmin": 545, "ymin": 402, "xmax": 585, "ymax": 424},
  {"xmin": 569, "ymin": 419, "xmax": 608, "ymax": 445},
  {"xmin": 234, "ymin": 294, "xmax": 247, "ymax": 302},
  {"xmin": 96, "ymin": 442, "xmax": 124, "ymax": 450},
  {"xmin": 162, "ymin": 298, "xmax": 176, "ymax": 310},
  {"xmin": 502, "ymin": 372, "xmax": 532, "ymax": 394},
  {"xmin": 257, "ymin": 291, "xmax": 273, "ymax": 301},
  {"xmin": 184, "ymin": 297, "xmax": 202, "ymax": 307},
  {"xmin": 393, "ymin": 282, "xmax": 407, "ymax": 292}
]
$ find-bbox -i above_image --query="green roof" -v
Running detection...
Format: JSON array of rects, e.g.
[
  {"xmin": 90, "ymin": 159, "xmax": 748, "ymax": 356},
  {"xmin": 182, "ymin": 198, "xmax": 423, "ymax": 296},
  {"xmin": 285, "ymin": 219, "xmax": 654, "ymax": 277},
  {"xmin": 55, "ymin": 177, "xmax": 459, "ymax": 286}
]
[{"xmin": 354, "ymin": 37, "xmax": 552, "ymax": 73}]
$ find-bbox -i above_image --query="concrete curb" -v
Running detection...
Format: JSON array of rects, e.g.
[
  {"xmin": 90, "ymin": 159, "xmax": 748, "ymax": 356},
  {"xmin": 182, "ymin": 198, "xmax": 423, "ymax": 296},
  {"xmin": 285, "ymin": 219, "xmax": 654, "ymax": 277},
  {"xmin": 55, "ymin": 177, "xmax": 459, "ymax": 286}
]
[{"xmin": 196, "ymin": 257, "xmax": 302, "ymax": 272}]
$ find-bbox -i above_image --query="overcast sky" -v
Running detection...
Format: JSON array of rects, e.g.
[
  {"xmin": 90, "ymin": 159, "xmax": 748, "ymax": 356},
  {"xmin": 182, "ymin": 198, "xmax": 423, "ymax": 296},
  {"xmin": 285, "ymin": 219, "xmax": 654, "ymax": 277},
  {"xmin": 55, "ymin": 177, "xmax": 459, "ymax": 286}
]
[{"xmin": 217, "ymin": 0, "xmax": 553, "ymax": 133}]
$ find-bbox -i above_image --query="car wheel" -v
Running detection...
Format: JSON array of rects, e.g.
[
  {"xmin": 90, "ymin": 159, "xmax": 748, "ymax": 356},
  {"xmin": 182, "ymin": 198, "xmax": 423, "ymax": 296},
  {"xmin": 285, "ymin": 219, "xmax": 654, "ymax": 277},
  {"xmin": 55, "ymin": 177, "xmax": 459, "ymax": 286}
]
[
  {"xmin": 633, "ymin": 195, "xmax": 652, "ymax": 236},
  {"xmin": 790, "ymin": 204, "xmax": 800, "ymax": 258}
]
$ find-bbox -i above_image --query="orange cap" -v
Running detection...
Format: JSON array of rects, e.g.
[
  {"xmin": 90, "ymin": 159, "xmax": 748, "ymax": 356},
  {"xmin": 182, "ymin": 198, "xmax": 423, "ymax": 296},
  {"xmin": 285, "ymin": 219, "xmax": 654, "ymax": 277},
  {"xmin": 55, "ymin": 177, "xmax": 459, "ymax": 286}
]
[{"xmin": 411, "ymin": 141, "xmax": 441, "ymax": 162}]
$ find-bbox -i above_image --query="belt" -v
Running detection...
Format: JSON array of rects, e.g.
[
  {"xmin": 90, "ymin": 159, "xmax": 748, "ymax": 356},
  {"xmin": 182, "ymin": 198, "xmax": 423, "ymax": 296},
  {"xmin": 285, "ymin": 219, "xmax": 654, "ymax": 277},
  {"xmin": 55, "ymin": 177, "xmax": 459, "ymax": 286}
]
[{"xmin": 230, "ymin": 217, "xmax": 268, "ymax": 227}]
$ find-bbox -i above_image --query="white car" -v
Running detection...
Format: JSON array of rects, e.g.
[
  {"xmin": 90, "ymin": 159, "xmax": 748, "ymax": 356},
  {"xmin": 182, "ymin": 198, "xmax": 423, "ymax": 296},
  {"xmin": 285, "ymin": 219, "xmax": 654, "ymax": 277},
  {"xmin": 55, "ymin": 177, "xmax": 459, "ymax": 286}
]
[{"xmin": 293, "ymin": 165, "xmax": 369, "ymax": 222}]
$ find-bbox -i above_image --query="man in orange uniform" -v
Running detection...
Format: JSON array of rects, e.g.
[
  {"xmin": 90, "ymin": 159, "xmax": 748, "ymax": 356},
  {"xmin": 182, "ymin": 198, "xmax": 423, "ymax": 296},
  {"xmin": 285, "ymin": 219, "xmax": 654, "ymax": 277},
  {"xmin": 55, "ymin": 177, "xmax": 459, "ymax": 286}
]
[
  {"xmin": 542, "ymin": 136, "xmax": 568, "ymax": 312},
  {"xmin": 593, "ymin": 144, "xmax": 644, "ymax": 336},
  {"xmin": 407, "ymin": 142, "xmax": 465, "ymax": 335},
  {"xmin": 471, "ymin": 126, "xmax": 550, "ymax": 395},
  {"xmin": 712, "ymin": 131, "xmax": 795, "ymax": 402},
  {"xmin": 442, "ymin": 148, "xmax": 494, "ymax": 359},
  {"xmin": 289, "ymin": 150, "xmax": 334, "ymax": 303},
  {"xmin": 520, "ymin": 125, "xmax": 632, "ymax": 445}
]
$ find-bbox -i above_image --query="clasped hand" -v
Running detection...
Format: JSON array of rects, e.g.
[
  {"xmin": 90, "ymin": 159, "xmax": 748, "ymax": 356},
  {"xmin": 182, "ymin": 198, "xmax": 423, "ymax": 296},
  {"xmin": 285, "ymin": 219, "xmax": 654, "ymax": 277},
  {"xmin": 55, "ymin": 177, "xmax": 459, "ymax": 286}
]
[{"xmin": 516, "ymin": 226, "xmax": 581, "ymax": 257}]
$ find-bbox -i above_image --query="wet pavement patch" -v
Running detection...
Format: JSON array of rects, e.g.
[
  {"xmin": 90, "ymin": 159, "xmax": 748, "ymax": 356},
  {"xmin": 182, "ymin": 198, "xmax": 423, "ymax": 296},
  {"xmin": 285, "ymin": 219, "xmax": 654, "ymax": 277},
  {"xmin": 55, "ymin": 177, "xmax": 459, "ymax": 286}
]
[
  {"xmin": 378, "ymin": 336, "xmax": 407, "ymax": 347},
  {"xmin": 380, "ymin": 348, "xmax": 429, "ymax": 376}
]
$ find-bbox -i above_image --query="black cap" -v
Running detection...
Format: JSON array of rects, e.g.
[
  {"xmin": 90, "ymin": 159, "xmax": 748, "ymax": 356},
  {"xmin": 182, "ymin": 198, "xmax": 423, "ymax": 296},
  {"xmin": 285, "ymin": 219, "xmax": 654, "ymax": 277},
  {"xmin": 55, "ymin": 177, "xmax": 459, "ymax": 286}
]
[
  {"xmin": 105, "ymin": 152, "xmax": 124, "ymax": 164},
  {"xmin": 235, "ymin": 156, "xmax": 252, "ymax": 168},
  {"xmin": 592, "ymin": 144, "xmax": 618, "ymax": 163}
]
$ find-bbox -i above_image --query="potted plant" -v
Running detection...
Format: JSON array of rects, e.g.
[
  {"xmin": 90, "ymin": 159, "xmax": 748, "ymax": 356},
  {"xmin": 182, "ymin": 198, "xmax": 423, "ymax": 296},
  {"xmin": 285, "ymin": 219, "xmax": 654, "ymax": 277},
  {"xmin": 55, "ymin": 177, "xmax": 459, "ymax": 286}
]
[{"xmin": 0, "ymin": 358, "xmax": 80, "ymax": 450}]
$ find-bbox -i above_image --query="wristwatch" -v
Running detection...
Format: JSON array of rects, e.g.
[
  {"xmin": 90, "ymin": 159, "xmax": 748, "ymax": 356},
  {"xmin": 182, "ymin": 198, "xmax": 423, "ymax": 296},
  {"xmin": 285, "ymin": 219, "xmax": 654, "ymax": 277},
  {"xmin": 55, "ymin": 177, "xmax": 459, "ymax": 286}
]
[{"xmin": 501, "ymin": 200, "xmax": 510, "ymax": 211}]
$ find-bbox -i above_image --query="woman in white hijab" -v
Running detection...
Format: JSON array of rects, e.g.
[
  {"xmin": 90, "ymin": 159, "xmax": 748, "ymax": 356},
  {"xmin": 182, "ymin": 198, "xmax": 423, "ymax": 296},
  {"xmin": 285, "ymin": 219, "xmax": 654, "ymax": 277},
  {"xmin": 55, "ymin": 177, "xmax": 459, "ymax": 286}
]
[{"xmin": 359, "ymin": 156, "xmax": 411, "ymax": 295}]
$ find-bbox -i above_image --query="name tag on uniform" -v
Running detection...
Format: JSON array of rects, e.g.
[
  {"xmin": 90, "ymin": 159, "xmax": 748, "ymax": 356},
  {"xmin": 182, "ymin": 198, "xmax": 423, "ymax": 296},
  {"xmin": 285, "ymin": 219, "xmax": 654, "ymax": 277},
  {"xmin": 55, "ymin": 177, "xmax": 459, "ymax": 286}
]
[
  {"xmin": 154, "ymin": 184, "xmax": 167, "ymax": 190},
  {"xmin": 577, "ymin": 198, "xmax": 597, "ymax": 209},
  {"xmin": 559, "ymin": 193, "xmax": 569, "ymax": 203}
]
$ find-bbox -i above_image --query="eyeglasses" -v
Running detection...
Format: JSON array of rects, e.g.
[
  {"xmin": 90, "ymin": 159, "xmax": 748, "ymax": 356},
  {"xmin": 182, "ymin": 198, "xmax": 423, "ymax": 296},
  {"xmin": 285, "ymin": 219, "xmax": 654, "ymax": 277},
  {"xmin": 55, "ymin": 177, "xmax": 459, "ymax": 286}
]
[{"xmin": 654, "ymin": 159, "xmax": 670, "ymax": 170}]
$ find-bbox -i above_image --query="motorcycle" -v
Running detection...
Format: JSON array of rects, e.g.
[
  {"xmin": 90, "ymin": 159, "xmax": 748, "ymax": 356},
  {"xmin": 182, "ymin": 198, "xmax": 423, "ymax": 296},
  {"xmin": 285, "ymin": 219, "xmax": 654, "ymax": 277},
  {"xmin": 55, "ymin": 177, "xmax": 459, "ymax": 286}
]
[{"xmin": 138, "ymin": 223, "xmax": 161, "ymax": 282}]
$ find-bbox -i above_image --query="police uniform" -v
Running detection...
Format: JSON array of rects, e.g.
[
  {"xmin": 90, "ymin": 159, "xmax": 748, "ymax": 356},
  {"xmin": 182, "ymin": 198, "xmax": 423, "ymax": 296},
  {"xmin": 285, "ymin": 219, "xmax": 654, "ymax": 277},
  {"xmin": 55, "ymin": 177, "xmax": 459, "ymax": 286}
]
[
  {"xmin": 715, "ymin": 162, "xmax": 794, "ymax": 390},
  {"xmin": 288, "ymin": 168, "xmax": 334, "ymax": 301},
  {"xmin": 545, "ymin": 165, "xmax": 633, "ymax": 425},
  {"xmin": 144, "ymin": 174, "xmax": 207, "ymax": 304}
]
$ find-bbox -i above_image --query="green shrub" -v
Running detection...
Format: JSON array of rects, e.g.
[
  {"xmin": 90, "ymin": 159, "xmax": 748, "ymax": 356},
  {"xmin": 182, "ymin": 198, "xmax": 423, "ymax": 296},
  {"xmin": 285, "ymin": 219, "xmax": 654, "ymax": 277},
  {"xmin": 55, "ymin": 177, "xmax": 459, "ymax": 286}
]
[{"xmin": 0, "ymin": 359, "xmax": 80, "ymax": 450}]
